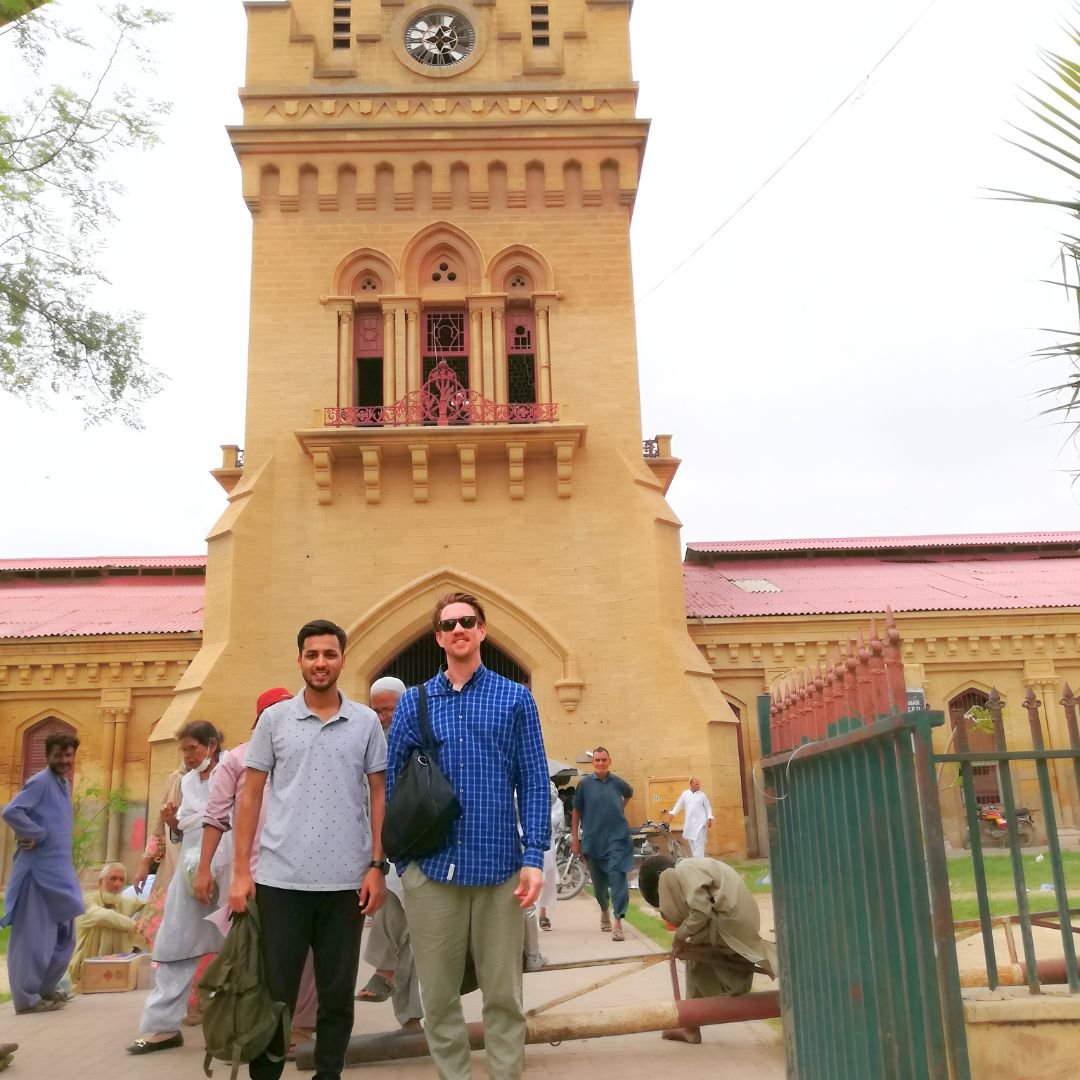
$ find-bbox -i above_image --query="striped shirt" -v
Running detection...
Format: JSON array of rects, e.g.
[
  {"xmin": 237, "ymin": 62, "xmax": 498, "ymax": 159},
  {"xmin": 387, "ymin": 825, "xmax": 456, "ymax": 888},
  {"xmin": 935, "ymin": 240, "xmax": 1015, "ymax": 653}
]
[{"xmin": 386, "ymin": 664, "xmax": 550, "ymax": 887}]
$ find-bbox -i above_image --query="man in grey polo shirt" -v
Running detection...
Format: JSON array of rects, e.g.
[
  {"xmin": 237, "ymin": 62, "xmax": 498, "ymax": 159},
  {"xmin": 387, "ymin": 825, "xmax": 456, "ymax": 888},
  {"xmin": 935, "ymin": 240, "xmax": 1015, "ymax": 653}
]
[{"xmin": 229, "ymin": 619, "xmax": 388, "ymax": 1080}]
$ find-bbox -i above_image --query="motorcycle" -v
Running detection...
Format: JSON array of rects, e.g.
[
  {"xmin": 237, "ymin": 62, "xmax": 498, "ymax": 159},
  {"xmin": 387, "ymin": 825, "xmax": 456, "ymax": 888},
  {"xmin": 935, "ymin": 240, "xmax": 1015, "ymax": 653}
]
[
  {"xmin": 967, "ymin": 803, "xmax": 1036, "ymax": 847},
  {"xmin": 554, "ymin": 831, "xmax": 588, "ymax": 900},
  {"xmin": 630, "ymin": 819, "xmax": 691, "ymax": 863}
]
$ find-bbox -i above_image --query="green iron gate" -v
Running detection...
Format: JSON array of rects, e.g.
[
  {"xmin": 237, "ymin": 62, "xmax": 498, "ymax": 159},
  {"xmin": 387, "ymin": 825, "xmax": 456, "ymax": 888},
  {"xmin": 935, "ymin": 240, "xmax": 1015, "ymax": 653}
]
[{"xmin": 757, "ymin": 618, "xmax": 970, "ymax": 1079}]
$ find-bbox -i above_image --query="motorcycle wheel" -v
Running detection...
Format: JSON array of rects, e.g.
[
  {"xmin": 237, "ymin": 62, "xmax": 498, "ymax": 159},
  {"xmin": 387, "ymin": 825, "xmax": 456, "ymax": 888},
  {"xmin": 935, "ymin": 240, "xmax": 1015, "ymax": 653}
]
[
  {"xmin": 669, "ymin": 838, "xmax": 691, "ymax": 861},
  {"xmin": 556, "ymin": 858, "xmax": 587, "ymax": 900},
  {"xmin": 1015, "ymin": 822, "xmax": 1034, "ymax": 847}
]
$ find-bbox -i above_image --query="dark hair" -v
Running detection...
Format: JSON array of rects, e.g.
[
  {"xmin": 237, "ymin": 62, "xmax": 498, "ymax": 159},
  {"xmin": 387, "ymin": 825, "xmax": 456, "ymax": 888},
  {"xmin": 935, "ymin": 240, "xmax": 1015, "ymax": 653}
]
[
  {"xmin": 638, "ymin": 855, "xmax": 675, "ymax": 909},
  {"xmin": 177, "ymin": 720, "xmax": 221, "ymax": 748},
  {"xmin": 44, "ymin": 732, "xmax": 80, "ymax": 755},
  {"xmin": 297, "ymin": 619, "xmax": 347, "ymax": 654},
  {"xmin": 431, "ymin": 591, "xmax": 486, "ymax": 632},
  {"xmin": 592, "ymin": 746, "xmax": 610, "ymax": 758}
]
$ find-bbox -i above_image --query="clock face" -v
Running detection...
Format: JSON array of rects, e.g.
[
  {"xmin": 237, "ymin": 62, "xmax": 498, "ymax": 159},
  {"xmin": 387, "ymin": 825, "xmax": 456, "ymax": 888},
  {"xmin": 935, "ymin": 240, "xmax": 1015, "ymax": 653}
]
[{"xmin": 404, "ymin": 10, "xmax": 476, "ymax": 68}]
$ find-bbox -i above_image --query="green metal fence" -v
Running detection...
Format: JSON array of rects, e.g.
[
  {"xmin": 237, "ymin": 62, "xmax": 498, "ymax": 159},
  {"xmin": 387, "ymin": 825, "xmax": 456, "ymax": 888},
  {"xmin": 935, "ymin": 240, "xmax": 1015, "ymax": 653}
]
[
  {"xmin": 757, "ymin": 620, "xmax": 970, "ymax": 1079},
  {"xmin": 936, "ymin": 686, "xmax": 1080, "ymax": 994}
]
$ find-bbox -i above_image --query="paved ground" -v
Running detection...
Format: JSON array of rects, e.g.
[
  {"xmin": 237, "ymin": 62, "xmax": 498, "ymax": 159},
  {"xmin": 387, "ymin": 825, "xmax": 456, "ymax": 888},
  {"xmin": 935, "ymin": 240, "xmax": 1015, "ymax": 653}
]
[{"xmin": 0, "ymin": 892, "xmax": 786, "ymax": 1079}]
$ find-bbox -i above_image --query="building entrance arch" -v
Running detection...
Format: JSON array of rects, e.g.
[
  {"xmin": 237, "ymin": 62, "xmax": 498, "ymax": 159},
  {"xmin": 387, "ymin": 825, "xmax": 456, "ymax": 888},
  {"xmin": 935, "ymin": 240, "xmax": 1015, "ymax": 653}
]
[
  {"xmin": 376, "ymin": 635, "xmax": 528, "ymax": 687},
  {"xmin": 343, "ymin": 567, "xmax": 582, "ymax": 710}
]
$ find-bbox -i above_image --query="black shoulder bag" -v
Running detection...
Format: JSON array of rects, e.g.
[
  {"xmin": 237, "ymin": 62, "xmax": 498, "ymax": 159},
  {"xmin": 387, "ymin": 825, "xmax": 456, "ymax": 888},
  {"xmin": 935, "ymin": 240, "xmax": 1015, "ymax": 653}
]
[{"xmin": 382, "ymin": 685, "xmax": 462, "ymax": 860}]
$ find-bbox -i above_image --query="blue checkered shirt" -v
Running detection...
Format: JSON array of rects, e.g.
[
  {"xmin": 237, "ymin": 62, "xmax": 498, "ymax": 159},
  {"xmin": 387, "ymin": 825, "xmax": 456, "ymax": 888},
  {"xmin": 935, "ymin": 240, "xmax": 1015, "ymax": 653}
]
[{"xmin": 386, "ymin": 664, "xmax": 550, "ymax": 886}]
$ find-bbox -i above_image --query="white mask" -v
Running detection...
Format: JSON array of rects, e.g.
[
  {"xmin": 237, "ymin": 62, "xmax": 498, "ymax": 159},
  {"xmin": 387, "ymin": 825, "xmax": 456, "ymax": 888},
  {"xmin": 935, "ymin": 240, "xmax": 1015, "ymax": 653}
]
[{"xmin": 195, "ymin": 752, "xmax": 213, "ymax": 774}]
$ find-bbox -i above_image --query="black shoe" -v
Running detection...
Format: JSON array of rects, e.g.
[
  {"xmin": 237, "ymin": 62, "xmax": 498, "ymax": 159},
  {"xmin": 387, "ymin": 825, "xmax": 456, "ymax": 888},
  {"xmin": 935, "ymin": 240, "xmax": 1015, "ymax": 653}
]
[
  {"xmin": 126, "ymin": 1033, "xmax": 183, "ymax": 1055},
  {"xmin": 42, "ymin": 990, "xmax": 73, "ymax": 1003}
]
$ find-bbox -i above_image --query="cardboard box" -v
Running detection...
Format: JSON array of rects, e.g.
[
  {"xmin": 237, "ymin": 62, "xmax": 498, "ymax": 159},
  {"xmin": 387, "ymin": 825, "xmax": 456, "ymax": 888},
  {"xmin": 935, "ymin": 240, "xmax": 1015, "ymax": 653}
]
[{"xmin": 80, "ymin": 952, "xmax": 146, "ymax": 993}]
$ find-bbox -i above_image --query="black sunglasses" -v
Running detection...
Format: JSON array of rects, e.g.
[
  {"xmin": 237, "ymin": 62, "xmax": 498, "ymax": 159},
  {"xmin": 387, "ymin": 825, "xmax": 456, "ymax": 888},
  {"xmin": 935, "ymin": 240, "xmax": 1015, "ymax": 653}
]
[{"xmin": 438, "ymin": 615, "xmax": 479, "ymax": 632}]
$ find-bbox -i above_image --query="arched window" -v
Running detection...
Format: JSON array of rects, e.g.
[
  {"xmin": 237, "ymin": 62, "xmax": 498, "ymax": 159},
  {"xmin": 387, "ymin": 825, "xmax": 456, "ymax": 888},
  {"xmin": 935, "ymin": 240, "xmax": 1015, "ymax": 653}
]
[
  {"xmin": 354, "ymin": 309, "xmax": 385, "ymax": 409},
  {"xmin": 423, "ymin": 308, "xmax": 470, "ymax": 396},
  {"xmin": 375, "ymin": 636, "xmax": 528, "ymax": 686},
  {"xmin": 948, "ymin": 689, "xmax": 1000, "ymax": 806},
  {"xmin": 21, "ymin": 716, "xmax": 77, "ymax": 786},
  {"xmin": 506, "ymin": 311, "xmax": 537, "ymax": 408}
]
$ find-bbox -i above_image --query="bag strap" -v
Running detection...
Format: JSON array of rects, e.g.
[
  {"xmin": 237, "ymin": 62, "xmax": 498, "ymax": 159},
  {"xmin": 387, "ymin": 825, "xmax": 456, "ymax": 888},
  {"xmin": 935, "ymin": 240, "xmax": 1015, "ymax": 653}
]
[{"xmin": 417, "ymin": 684, "xmax": 435, "ymax": 753}]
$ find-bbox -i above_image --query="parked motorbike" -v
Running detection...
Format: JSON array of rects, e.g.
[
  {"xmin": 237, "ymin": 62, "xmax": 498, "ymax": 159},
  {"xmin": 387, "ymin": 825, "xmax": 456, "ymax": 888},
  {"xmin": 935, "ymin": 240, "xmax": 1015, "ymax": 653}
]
[
  {"xmin": 554, "ymin": 831, "xmax": 588, "ymax": 900},
  {"xmin": 967, "ymin": 803, "xmax": 1036, "ymax": 847},
  {"xmin": 630, "ymin": 819, "xmax": 691, "ymax": 863}
]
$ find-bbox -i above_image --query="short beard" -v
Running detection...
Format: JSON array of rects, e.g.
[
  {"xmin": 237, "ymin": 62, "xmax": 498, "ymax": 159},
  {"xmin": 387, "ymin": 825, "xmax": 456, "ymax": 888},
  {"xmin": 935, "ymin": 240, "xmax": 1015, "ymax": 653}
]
[
  {"xmin": 303, "ymin": 672, "xmax": 337, "ymax": 693},
  {"xmin": 100, "ymin": 890, "xmax": 125, "ymax": 906}
]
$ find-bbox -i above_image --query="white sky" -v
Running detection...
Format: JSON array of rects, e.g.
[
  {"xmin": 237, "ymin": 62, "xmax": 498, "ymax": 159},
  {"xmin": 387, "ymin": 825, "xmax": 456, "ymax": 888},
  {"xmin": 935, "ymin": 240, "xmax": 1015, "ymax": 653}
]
[{"xmin": 1, "ymin": 0, "xmax": 1078, "ymax": 557}]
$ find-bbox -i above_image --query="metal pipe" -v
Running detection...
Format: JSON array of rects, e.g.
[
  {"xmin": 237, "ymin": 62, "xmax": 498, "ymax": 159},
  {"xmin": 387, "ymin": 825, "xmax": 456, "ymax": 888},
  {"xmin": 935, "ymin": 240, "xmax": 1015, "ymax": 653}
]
[
  {"xmin": 957, "ymin": 957, "xmax": 1068, "ymax": 988},
  {"xmin": 297, "ymin": 991, "xmax": 783, "ymax": 1070}
]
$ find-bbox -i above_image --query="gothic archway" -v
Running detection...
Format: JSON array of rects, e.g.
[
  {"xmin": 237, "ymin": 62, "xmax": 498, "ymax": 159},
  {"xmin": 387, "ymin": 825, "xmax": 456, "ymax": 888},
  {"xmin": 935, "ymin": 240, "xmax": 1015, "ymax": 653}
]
[
  {"xmin": 948, "ymin": 688, "xmax": 1001, "ymax": 806},
  {"xmin": 376, "ymin": 635, "xmax": 529, "ymax": 687}
]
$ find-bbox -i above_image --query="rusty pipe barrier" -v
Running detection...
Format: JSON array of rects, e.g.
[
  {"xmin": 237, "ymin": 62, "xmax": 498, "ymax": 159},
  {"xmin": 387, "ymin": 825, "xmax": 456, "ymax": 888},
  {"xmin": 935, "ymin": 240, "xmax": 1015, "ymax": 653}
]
[
  {"xmin": 957, "ymin": 957, "xmax": 1069, "ymax": 989},
  {"xmin": 296, "ymin": 991, "xmax": 782, "ymax": 1069}
]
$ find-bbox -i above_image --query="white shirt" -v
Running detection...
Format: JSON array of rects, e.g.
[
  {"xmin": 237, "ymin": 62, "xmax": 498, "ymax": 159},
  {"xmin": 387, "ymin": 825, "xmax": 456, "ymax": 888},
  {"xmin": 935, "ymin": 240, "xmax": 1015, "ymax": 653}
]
[{"xmin": 669, "ymin": 788, "xmax": 713, "ymax": 841}]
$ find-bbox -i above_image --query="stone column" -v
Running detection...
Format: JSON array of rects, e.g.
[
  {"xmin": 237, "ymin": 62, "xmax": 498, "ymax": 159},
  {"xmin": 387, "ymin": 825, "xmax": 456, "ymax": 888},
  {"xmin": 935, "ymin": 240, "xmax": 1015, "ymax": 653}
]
[
  {"xmin": 469, "ymin": 302, "xmax": 484, "ymax": 395},
  {"xmin": 536, "ymin": 303, "xmax": 552, "ymax": 405},
  {"xmin": 491, "ymin": 303, "xmax": 507, "ymax": 405},
  {"xmin": 107, "ymin": 708, "xmax": 130, "ymax": 862},
  {"xmin": 405, "ymin": 304, "xmax": 420, "ymax": 396},
  {"xmin": 481, "ymin": 303, "xmax": 495, "ymax": 401},
  {"xmin": 382, "ymin": 306, "xmax": 397, "ymax": 406},
  {"xmin": 336, "ymin": 304, "xmax": 354, "ymax": 409}
]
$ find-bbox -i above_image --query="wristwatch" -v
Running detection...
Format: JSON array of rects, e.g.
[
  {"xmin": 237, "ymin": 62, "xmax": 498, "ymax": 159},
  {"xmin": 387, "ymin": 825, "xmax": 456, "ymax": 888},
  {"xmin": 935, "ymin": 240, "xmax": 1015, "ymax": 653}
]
[{"xmin": 369, "ymin": 859, "xmax": 390, "ymax": 874}]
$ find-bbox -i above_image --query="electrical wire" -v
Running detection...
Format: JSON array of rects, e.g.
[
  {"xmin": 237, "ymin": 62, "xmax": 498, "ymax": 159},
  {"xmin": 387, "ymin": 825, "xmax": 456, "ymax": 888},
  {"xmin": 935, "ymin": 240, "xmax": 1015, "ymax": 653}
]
[{"xmin": 634, "ymin": 0, "xmax": 944, "ymax": 308}]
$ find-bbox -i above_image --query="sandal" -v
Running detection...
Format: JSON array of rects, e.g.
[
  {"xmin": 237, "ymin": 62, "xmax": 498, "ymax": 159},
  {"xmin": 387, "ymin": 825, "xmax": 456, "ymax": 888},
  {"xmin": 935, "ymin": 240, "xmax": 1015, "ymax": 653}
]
[
  {"xmin": 355, "ymin": 973, "xmax": 393, "ymax": 1002},
  {"xmin": 539, "ymin": 915, "xmax": 552, "ymax": 931},
  {"xmin": 612, "ymin": 927, "xmax": 625, "ymax": 942},
  {"xmin": 600, "ymin": 911, "xmax": 612, "ymax": 932}
]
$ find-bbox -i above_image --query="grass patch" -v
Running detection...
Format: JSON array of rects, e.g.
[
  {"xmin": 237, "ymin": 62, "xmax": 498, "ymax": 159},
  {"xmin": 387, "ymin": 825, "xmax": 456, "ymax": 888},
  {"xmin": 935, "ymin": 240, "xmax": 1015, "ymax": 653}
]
[
  {"xmin": 0, "ymin": 898, "xmax": 8, "ymax": 957},
  {"xmin": 624, "ymin": 892, "xmax": 675, "ymax": 949},
  {"xmin": 583, "ymin": 884, "xmax": 676, "ymax": 949},
  {"xmin": 0, "ymin": 992, "xmax": 9, "ymax": 1006},
  {"xmin": 731, "ymin": 851, "xmax": 1080, "ymax": 922}
]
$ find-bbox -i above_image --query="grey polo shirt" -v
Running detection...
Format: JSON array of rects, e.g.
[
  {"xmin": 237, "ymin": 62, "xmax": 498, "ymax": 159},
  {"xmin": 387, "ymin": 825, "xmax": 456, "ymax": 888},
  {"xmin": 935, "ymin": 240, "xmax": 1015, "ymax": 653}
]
[{"xmin": 246, "ymin": 688, "xmax": 387, "ymax": 891}]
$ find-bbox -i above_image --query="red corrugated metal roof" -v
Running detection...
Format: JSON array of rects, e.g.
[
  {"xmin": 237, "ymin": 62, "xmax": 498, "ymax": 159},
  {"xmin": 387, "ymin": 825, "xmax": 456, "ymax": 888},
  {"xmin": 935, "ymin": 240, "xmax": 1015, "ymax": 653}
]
[
  {"xmin": 0, "ymin": 576, "xmax": 204, "ymax": 638},
  {"xmin": 687, "ymin": 533, "xmax": 1080, "ymax": 555},
  {"xmin": 684, "ymin": 554, "xmax": 1080, "ymax": 618},
  {"xmin": 0, "ymin": 556, "xmax": 206, "ymax": 571}
]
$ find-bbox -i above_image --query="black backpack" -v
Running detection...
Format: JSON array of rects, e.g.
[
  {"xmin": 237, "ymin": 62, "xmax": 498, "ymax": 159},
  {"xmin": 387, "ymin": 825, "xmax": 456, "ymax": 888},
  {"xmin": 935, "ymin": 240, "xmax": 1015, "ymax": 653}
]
[
  {"xmin": 383, "ymin": 684, "xmax": 462, "ymax": 860},
  {"xmin": 198, "ymin": 899, "xmax": 290, "ymax": 1080}
]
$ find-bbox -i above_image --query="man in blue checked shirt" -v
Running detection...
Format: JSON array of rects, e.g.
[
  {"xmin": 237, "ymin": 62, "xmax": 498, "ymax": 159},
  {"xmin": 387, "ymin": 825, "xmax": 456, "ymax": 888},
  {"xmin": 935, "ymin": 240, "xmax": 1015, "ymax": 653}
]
[{"xmin": 386, "ymin": 590, "xmax": 550, "ymax": 1080}]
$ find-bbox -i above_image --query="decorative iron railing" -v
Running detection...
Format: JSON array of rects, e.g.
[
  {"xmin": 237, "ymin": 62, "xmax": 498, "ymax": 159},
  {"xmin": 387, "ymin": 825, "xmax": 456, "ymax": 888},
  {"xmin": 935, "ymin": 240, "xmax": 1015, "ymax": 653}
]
[
  {"xmin": 642, "ymin": 438, "xmax": 659, "ymax": 458},
  {"xmin": 235, "ymin": 448, "xmax": 244, "ymax": 468},
  {"xmin": 325, "ymin": 361, "xmax": 559, "ymax": 428}
]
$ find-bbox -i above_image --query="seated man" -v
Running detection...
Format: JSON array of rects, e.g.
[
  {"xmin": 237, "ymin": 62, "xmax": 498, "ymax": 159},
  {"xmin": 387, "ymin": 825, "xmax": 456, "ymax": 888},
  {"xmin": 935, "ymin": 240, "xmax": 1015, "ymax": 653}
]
[
  {"xmin": 637, "ymin": 855, "xmax": 777, "ymax": 1045},
  {"xmin": 68, "ymin": 863, "xmax": 146, "ymax": 984}
]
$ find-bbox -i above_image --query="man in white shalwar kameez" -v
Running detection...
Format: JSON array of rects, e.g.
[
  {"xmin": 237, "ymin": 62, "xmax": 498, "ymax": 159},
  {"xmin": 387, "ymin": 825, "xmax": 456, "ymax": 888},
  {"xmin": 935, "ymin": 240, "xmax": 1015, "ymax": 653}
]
[{"xmin": 665, "ymin": 778, "xmax": 713, "ymax": 858}]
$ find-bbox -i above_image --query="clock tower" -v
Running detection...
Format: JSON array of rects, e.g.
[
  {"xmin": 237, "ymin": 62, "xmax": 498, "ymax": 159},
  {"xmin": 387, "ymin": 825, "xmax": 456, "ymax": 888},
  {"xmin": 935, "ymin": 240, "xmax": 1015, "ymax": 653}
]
[{"xmin": 161, "ymin": 0, "xmax": 747, "ymax": 855}]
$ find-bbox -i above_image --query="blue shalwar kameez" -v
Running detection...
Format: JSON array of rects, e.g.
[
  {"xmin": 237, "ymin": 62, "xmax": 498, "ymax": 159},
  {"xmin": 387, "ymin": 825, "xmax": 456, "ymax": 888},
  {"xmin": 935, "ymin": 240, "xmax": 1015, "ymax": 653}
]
[
  {"xmin": 574, "ymin": 772, "xmax": 634, "ymax": 919},
  {"xmin": 1, "ymin": 768, "xmax": 85, "ymax": 1011}
]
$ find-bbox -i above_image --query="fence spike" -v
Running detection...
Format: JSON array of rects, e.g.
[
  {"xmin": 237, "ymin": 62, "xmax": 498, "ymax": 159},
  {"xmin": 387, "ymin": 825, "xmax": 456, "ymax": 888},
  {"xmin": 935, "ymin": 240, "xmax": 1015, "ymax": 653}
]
[{"xmin": 1023, "ymin": 685, "xmax": 1045, "ymax": 750}]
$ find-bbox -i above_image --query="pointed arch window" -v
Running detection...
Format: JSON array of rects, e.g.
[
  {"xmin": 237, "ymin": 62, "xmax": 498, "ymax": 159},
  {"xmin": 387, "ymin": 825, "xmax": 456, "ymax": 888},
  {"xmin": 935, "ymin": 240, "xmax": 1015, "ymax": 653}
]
[
  {"xmin": 422, "ymin": 309, "xmax": 469, "ymax": 388},
  {"xmin": 354, "ymin": 311, "xmax": 385, "ymax": 409},
  {"xmin": 22, "ymin": 716, "xmax": 77, "ymax": 786},
  {"xmin": 506, "ymin": 311, "xmax": 537, "ymax": 409}
]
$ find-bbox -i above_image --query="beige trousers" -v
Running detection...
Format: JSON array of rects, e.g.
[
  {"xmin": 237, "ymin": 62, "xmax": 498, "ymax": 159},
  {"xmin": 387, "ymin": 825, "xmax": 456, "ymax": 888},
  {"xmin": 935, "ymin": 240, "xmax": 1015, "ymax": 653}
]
[{"xmin": 402, "ymin": 863, "xmax": 525, "ymax": 1080}]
